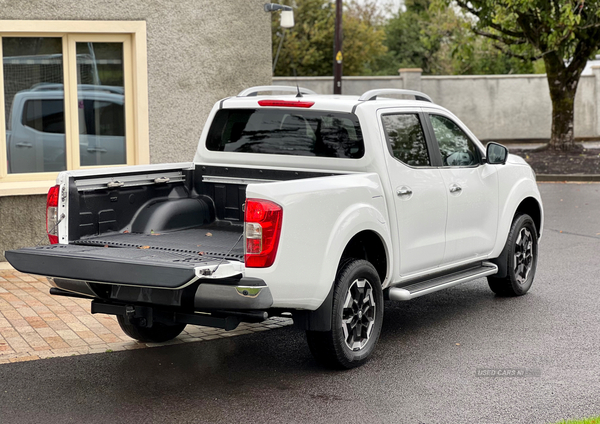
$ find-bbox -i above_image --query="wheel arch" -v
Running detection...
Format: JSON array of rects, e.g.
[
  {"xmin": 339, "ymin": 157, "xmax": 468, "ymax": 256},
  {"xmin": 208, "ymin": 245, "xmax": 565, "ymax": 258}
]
[
  {"xmin": 490, "ymin": 196, "xmax": 543, "ymax": 278},
  {"xmin": 515, "ymin": 196, "xmax": 542, "ymax": 238},
  {"xmin": 293, "ymin": 228, "xmax": 390, "ymax": 332},
  {"xmin": 340, "ymin": 230, "xmax": 388, "ymax": 285}
]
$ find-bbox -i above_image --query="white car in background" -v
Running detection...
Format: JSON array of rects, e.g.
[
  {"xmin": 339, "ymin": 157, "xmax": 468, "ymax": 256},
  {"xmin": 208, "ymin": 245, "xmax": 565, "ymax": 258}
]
[{"xmin": 6, "ymin": 83, "xmax": 125, "ymax": 174}]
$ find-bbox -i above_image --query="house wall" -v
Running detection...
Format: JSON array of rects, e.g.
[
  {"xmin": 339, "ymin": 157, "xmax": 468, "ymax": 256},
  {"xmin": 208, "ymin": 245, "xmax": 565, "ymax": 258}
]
[{"xmin": 0, "ymin": 1, "xmax": 272, "ymax": 261}]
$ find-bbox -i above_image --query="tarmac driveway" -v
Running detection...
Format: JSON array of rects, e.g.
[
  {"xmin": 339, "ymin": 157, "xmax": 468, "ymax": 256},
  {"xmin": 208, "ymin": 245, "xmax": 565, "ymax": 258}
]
[{"xmin": 0, "ymin": 182, "xmax": 599, "ymax": 424}]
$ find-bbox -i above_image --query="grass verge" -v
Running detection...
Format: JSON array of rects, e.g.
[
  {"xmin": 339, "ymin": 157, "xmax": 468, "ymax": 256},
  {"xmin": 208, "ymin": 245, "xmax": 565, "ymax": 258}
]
[{"xmin": 551, "ymin": 417, "xmax": 600, "ymax": 424}]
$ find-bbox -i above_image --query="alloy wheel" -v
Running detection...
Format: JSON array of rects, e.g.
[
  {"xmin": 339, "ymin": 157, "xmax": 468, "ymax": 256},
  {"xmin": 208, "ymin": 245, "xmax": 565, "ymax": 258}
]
[
  {"xmin": 342, "ymin": 278, "xmax": 376, "ymax": 350},
  {"xmin": 514, "ymin": 227, "xmax": 534, "ymax": 284}
]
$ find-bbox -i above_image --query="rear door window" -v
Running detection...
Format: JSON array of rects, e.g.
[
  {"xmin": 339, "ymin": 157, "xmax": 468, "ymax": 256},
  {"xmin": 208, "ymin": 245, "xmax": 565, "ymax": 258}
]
[
  {"xmin": 381, "ymin": 113, "xmax": 431, "ymax": 167},
  {"xmin": 22, "ymin": 99, "xmax": 65, "ymax": 134},
  {"xmin": 206, "ymin": 108, "xmax": 364, "ymax": 159}
]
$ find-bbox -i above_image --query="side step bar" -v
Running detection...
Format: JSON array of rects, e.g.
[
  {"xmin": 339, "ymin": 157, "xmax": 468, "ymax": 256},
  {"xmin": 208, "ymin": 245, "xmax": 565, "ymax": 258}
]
[{"xmin": 388, "ymin": 262, "xmax": 498, "ymax": 301}]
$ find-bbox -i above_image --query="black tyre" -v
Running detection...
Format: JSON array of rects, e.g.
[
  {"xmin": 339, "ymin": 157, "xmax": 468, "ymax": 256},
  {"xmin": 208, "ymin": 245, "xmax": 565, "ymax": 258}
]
[
  {"xmin": 117, "ymin": 316, "xmax": 186, "ymax": 343},
  {"xmin": 306, "ymin": 259, "xmax": 384, "ymax": 369},
  {"xmin": 488, "ymin": 214, "xmax": 538, "ymax": 296}
]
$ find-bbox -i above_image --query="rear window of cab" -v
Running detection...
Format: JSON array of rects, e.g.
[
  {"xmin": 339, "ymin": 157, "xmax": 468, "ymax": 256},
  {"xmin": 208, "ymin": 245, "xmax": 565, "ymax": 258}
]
[{"xmin": 206, "ymin": 108, "xmax": 364, "ymax": 159}]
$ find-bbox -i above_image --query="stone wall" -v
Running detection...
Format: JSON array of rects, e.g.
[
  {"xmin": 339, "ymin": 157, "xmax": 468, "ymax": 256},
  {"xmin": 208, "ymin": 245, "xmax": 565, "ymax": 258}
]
[{"xmin": 275, "ymin": 68, "xmax": 600, "ymax": 142}]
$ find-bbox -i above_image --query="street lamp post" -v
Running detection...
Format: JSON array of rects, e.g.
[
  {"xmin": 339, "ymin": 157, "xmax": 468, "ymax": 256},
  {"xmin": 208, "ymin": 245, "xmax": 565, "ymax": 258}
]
[
  {"xmin": 333, "ymin": 0, "xmax": 343, "ymax": 94},
  {"xmin": 264, "ymin": 3, "xmax": 295, "ymax": 73}
]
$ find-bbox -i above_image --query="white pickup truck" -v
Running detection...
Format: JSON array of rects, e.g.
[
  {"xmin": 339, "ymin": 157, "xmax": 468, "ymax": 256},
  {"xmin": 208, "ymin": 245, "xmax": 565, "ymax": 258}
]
[{"xmin": 5, "ymin": 86, "xmax": 543, "ymax": 369}]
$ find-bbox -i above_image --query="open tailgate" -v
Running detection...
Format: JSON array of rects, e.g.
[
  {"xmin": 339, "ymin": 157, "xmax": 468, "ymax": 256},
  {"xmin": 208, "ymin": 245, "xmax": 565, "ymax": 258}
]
[{"xmin": 5, "ymin": 244, "xmax": 239, "ymax": 289}]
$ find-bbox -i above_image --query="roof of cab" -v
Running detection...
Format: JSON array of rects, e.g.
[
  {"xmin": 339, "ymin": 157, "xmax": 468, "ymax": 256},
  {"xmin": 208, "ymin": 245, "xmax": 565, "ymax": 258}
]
[{"xmin": 220, "ymin": 86, "xmax": 439, "ymax": 114}]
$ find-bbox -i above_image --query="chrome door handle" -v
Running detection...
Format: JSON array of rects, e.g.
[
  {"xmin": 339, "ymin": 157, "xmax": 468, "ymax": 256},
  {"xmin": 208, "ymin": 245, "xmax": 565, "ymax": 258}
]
[
  {"xmin": 87, "ymin": 148, "xmax": 107, "ymax": 153},
  {"xmin": 397, "ymin": 187, "xmax": 413, "ymax": 197},
  {"xmin": 16, "ymin": 142, "xmax": 33, "ymax": 148},
  {"xmin": 449, "ymin": 185, "xmax": 462, "ymax": 193}
]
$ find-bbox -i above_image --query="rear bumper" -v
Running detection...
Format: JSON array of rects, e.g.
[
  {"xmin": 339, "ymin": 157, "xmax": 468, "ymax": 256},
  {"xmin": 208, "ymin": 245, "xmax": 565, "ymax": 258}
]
[
  {"xmin": 6, "ymin": 244, "xmax": 273, "ymax": 312},
  {"xmin": 49, "ymin": 276, "xmax": 273, "ymax": 311}
]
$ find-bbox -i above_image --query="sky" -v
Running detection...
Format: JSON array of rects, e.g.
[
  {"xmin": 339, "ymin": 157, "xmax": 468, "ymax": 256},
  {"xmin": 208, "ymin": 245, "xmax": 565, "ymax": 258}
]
[{"xmin": 352, "ymin": 0, "xmax": 404, "ymax": 17}]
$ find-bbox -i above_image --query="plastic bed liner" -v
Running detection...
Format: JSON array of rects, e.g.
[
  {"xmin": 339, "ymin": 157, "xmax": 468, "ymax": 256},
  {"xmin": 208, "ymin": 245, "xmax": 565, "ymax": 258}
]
[
  {"xmin": 75, "ymin": 224, "xmax": 244, "ymax": 260},
  {"xmin": 5, "ymin": 225, "xmax": 244, "ymax": 289}
]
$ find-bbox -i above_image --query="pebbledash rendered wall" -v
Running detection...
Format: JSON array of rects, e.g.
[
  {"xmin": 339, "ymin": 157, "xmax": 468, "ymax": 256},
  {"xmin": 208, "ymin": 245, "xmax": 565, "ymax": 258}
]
[
  {"xmin": 275, "ymin": 67, "xmax": 600, "ymax": 142},
  {"xmin": 0, "ymin": 1, "xmax": 272, "ymax": 261}
]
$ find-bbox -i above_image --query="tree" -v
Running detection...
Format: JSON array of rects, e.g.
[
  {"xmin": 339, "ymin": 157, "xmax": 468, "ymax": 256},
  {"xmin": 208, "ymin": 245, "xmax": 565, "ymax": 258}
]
[
  {"xmin": 271, "ymin": 0, "xmax": 387, "ymax": 77},
  {"xmin": 382, "ymin": 0, "xmax": 538, "ymax": 75},
  {"xmin": 452, "ymin": 0, "xmax": 600, "ymax": 151}
]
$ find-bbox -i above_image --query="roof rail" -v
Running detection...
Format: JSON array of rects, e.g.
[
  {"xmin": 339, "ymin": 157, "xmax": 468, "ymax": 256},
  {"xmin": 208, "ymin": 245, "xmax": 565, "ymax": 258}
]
[
  {"xmin": 28, "ymin": 83, "xmax": 64, "ymax": 92},
  {"xmin": 358, "ymin": 89, "xmax": 433, "ymax": 103},
  {"xmin": 28, "ymin": 83, "xmax": 124, "ymax": 95},
  {"xmin": 237, "ymin": 85, "xmax": 317, "ymax": 97}
]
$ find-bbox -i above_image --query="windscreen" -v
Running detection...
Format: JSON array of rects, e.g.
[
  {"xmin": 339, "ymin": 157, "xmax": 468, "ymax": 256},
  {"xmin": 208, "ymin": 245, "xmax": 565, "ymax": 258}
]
[{"xmin": 206, "ymin": 108, "xmax": 364, "ymax": 159}]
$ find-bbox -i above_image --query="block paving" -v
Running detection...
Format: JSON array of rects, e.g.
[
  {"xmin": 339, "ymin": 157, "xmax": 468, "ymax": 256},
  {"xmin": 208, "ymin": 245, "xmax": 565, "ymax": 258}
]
[{"xmin": 0, "ymin": 268, "xmax": 292, "ymax": 364}]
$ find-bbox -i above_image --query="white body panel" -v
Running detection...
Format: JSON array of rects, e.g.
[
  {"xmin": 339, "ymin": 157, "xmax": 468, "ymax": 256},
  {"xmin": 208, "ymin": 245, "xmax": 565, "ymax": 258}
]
[
  {"xmin": 244, "ymin": 173, "xmax": 392, "ymax": 309},
  {"xmin": 491, "ymin": 156, "xmax": 544, "ymax": 256},
  {"xmin": 438, "ymin": 165, "xmax": 499, "ymax": 264}
]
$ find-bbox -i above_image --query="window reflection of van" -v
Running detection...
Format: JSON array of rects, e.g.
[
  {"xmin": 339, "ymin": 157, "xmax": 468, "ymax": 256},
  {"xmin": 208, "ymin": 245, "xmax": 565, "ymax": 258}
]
[{"xmin": 5, "ymin": 84, "xmax": 125, "ymax": 174}]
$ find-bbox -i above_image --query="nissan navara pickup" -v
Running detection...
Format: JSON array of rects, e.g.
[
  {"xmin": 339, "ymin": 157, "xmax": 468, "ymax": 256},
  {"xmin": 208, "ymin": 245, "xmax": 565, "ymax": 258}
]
[{"xmin": 5, "ymin": 86, "xmax": 543, "ymax": 369}]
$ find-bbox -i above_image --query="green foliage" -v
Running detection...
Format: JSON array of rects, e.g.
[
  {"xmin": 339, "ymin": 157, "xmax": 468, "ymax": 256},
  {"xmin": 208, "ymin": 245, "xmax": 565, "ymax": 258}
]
[
  {"xmin": 271, "ymin": 0, "xmax": 387, "ymax": 76},
  {"xmin": 449, "ymin": 0, "xmax": 600, "ymax": 78},
  {"xmin": 382, "ymin": 0, "xmax": 539, "ymax": 75},
  {"xmin": 272, "ymin": 0, "xmax": 599, "ymax": 78},
  {"xmin": 452, "ymin": 0, "xmax": 600, "ymax": 63},
  {"xmin": 550, "ymin": 416, "xmax": 600, "ymax": 424},
  {"xmin": 450, "ymin": 0, "xmax": 600, "ymax": 149}
]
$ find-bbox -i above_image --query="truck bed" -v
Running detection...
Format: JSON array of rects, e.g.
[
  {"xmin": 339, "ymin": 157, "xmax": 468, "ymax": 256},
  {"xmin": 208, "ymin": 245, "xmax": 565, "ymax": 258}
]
[
  {"xmin": 74, "ymin": 222, "xmax": 244, "ymax": 260},
  {"xmin": 6, "ymin": 164, "xmax": 335, "ymax": 289}
]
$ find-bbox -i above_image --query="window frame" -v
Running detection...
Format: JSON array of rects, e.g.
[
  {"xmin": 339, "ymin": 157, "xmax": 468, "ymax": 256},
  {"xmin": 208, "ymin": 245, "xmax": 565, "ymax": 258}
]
[{"xmin": 0, "ymin": 21, "xmax": 149, "ymax": 196}]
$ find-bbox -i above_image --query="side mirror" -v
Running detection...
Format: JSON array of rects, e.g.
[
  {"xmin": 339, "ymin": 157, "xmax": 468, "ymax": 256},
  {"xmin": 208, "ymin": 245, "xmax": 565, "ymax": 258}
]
[{"xmin": 486, "ymin": 142, "xmax": 508, "ymax": 165}]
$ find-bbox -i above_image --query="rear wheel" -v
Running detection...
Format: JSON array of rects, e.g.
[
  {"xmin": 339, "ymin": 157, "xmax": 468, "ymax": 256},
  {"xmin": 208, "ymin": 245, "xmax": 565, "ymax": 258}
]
[
  {"xmin": 117, "ymin": 316, "xmax": 186, "ymax": 343},
  {"xmin": 306, "ymin": 259, "xmax": 383, "ymax": 369},
  {"xmin": 488, "ymin": 214, "xmax": 538, "ymax": 296}
]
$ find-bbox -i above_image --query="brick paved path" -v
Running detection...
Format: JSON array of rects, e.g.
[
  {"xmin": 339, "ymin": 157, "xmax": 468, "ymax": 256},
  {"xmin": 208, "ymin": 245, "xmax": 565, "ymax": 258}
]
[{"xmin": 0, "ymin": 269, "xmax": 291, "ymax": 364}]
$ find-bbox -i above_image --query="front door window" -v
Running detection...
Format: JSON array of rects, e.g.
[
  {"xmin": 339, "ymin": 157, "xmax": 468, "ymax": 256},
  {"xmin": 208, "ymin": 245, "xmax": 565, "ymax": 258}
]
[{"xmin": 429, "ymin": 114, "xmax": 479, "ymax": 167}]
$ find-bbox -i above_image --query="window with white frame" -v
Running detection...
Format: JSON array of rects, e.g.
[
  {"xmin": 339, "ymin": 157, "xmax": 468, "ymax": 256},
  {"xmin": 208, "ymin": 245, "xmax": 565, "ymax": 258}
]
[{"xmin": 0, "ymin": 22, "xmax": 148, "ymax": 194}]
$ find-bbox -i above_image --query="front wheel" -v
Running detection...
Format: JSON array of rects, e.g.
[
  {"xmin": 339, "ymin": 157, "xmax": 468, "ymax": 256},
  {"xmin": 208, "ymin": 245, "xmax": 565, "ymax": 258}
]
[
  {"xmin": 306, "ymin": 259, "xmax": 384, "ymax": 369},
  {"xmin": 117, "ymin": 316, "xmax": 186, "ymax": 343},
  {"xmin": 488, "ymin": 214, "xmax": 538, "ymax": 296}
]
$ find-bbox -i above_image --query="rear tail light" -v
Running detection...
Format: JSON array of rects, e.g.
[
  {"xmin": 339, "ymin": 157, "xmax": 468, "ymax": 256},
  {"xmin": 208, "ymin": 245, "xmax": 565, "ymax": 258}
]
[
  {"xmin": 244, "ymin": 199, "xmax": 283, "ymax": 268},
  {"xmin": 46, "ymin": 185, "xmax": 60, "ymax": 244}
]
